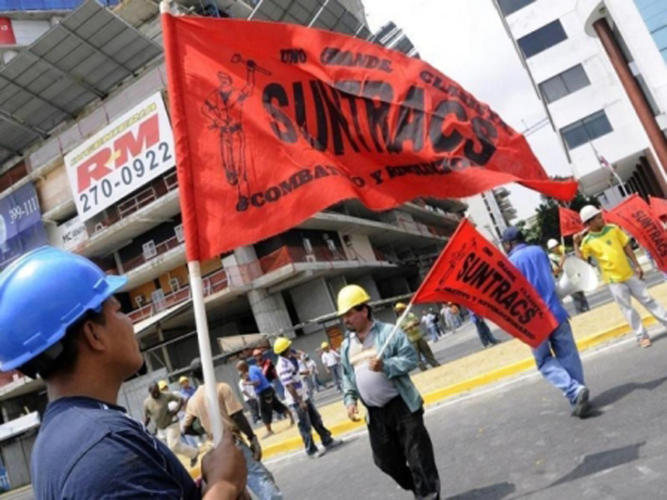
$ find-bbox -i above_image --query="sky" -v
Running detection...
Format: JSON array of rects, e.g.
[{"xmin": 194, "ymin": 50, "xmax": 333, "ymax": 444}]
[{"xmin": 362, "ymin": 0, "xmax": 573, "ymax": 220}]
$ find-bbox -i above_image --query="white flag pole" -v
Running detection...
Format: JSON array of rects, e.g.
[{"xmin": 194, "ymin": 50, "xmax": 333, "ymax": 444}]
[
  {"xmin": 159, "ymin": 0, "xmax": 222, "ymax": 445},
  {"xmin": 187, "ymin": 260, "xmax": 224, "ymax": 444},
  {"xmin": 377, "ymin": 297, "xmax": 416, "ymax": 358}
]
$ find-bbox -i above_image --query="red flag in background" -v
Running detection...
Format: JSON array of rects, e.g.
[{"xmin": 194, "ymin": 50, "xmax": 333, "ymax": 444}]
[
  {"xmin": 649, "ymin": 196, "xmax": 667, "ymax": 220},
  {"xmin": 605, "ymin": 195, "xmax": 667, "ymax": 272},
  {"xmin": 558, "ymin": 205, "xmax": 585, "ymax": 237},
  {"xmin": 412, "ymin": 219, "xmax": 557, "ymax": 348},
  {"xmin": 162, "ymin": 14, "xmax": 578, "ymax": 261}
]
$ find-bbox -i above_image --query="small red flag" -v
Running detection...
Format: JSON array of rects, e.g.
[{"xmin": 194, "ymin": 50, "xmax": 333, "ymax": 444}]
[
  {"xmin": 649, "ymin": 196, "xmax": 667, "ymax": 220},
  {"xmin": 412, "ymin": 219, "xmax": 558, "ymax": 348},
  {"xmin": 162, "ymin": 14, "xmax": 578, "ymax": 261},
  {"xmin": 558, "ymin": 205, "xmax": 585, "ymax": 237},
  {"xmin": 605, "ymin": 194, "xmax": 666, "ymax": 272}
]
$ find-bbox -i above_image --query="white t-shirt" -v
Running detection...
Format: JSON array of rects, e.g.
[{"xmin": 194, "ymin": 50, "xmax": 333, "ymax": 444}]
[
  {"xmin": 238, "ymin": 380, "xmax": 256, "ymax": 402},
  {"xmin": 348, "ymin": 333, "xmax": 399, "ymax": 408},
  {"xmin": 321, "ymin": 350, "xmax": 340, "ymax": 367},
  {"xmin": 276, "ymin": 355, "xmax": 308, "ymax": 406}
]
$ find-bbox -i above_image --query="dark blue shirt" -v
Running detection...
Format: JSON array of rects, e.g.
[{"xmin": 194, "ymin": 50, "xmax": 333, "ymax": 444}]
[
  {"xmin": 508, "ymin": 243, "xmax": 569, "ymax": 326},
  {"xmin": 31, "ymin": 396, "xmax": 200, "ymax": 500},
  {"xmin": 248, "ymin": 365, "xmax": 271, "ymax": 394}
]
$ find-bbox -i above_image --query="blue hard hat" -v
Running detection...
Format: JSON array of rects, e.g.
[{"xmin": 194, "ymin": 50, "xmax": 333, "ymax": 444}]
[
  {"xmin": 0, "ymin": 246, "xmax": 127, "ymax": 372},
  {"xmin": 501, "ymin": 226, "xmax": 522, "ymax": 244}
]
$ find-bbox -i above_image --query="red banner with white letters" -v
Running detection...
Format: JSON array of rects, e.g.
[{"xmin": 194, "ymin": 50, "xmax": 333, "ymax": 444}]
[
  {"xmin": 161, "ymin": 14, "xmax": 578, "ymax": 261},
  {"xmin": 412, "ymin": 219, "xmax": 557, "ymax": 348},
  {"xmin": 605, "ymin": 195, "xmax": 666, "ymax": 272}
]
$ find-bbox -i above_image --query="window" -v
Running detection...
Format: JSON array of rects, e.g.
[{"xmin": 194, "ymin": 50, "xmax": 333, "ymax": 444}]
[
  {"xmin": 498, "ymin": 0, "xmax": 535, "ymax": 16},
  {"xmin": 538, "ymin": 64, "xmax": 590, "ymax": 103},
  {"xmin": 517, "ymin": 20, "xmax": 567, "ymax": 58},
  {"xmin": 560, "ymin": 111, "xmax": 613, "ymax": 150}
]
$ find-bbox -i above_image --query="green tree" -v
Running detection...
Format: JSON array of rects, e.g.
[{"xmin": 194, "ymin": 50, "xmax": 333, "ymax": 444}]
[{"xmin": 531, "ymin": 192, "xmax": 599, "ymax": 246}]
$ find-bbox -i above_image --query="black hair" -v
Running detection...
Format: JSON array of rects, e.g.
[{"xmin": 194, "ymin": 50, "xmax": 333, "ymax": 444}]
[
  {"xmin": 19, "ymin": 309, "xmax": 106, "ymax": 380},
  {"xmin": 354, "ymin": 304, "xmax": 373, "ymax": 320}
]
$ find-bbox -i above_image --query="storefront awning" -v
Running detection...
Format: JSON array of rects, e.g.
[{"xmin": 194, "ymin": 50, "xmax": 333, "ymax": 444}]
[{"xmin": 0, "ymin": 0, "xmax": 162, "ymax": 164}]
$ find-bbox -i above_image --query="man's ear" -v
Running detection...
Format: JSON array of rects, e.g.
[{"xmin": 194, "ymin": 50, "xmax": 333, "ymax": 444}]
[{"xmin": 80, "ymin": 320, "xmax": 106, "ymax": 353}]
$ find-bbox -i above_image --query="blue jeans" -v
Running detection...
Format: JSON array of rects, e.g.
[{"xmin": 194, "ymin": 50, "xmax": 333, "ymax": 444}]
[
  {"xmin": 532, "ymin": 320, "xmax": 584, "ymax": 405},
  {"xmin": 474, "ymin": 319, "xmax": 498, "ymax": 347},
  {"xmin": 426, "ymin": 324, "xmax": 439, "ymax": 342},
  {"xmin": 330, "ymin": 364, "xmax": 342, "ymax": 392},
  {"xmin": 291, "ymin": 400, "xmax": 333, "ymax": 455},
  {"xmin": 240, "ymin": 441, "xmax": 283, "ymax": 499}
]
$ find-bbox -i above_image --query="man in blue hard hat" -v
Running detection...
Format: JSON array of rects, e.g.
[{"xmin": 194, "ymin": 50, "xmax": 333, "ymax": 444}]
[
  {"xmin": 501, "ymin": 227, "xmax": 590, "ymax": 418},
  {"xmin": 0, "ymin": 247, "xmax": 246, "ymax": 499}
]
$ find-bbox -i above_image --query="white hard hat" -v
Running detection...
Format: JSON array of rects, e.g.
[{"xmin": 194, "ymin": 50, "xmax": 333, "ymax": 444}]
[
  {"xmin": 579, "ymin": 205, "xmax": 601, "ymax": 223},
  {"xmin": 547, "ymin": 239, "xmax": 559, "ymax": 250}
]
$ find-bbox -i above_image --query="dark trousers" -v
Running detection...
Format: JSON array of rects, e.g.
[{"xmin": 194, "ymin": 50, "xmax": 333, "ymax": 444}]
[
  {"xmin": 291, "ymin": 399, "xmax": 333, "ymax": 455},
  {"xmin": 367, "ymin": 397, "xmax": 440, "ymax": 499},
  {"xmin": 258, "ymin": 387, "xmax": 288, "ymax": 425},
  {"xmin": 474, "ymin": 319, "xmax": 499, "ymax": 347},
  {"xmin": 411, "ymin": 338, "xmax": 440, "ymax": 370},
  {"xmin": 572, "ymin": 291, "xmax": 590, "ymax": 313}
]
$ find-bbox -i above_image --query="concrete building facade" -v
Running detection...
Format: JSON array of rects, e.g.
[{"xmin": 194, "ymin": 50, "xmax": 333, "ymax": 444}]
[
  {"xmin": 494, "ymin": 0, "xmax": 667, "ymax": 208},
  {"xmin": 0, "ymin": 0, "xmax": 465, "ymax": 488}
]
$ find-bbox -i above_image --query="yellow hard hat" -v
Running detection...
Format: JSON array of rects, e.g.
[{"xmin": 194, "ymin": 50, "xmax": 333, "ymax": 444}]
[
  {"xmin": 158, "ymin": 380, "xmax": 168, "ymax": 391},
  {"xmin": 321, "ymin": 341, "xmax": 329, "ymax": 349},
  {"xmin": 178, "ymin": 376, "xmax": 189, "ymax": 384},
  {"xmin": 337, "ymin": 284, "xmax": 371, "ymax": 315},
  {"xmin": 273, "ymin": 336, "xmax": 292, "ymax": 355},
  {"xmin": 394, "ymin": 302, "xmax": 407, "ymax": 311}
]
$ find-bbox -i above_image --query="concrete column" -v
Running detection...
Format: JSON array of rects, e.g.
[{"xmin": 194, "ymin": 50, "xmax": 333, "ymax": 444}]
[
  {"xmin": 593, "ymin": 18, "xmax": 667, "ymax": 175},
  {"xmin": 247, "ymin": 288, "xmax": 294, "ymax": 338}
]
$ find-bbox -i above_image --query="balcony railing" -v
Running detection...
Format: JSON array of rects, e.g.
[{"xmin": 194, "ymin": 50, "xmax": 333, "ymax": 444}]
[
  {"xmin": 258, "ymin": 245, "xmax": 348, "ymax": 274},
  {"xmin": 127, "ymin": 261, "xmax": 262, "ymax": 324},
  {"xmin": 123, "ymin": 233, "xmax": 184, "ymax": 273},
  {"xmin": 92, "ymin": 170, "xmax": 179, "ymax": 233}
]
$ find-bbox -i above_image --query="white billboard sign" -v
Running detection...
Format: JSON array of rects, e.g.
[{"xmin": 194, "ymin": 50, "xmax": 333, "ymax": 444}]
[{"xmin": 65, "ymin": 93, "xmax": 175, "ymax": 221}]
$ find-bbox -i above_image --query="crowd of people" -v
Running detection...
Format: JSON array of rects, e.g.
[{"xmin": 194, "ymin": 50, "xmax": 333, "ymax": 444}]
[{"xmin": 0, "ymin": 202, "xmax": 665, "ymax": 499}]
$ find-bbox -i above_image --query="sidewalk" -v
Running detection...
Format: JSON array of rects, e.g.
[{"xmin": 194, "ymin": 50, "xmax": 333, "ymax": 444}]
[{"xmin": 254, "ymin": 281, "xmax": 667, "ymax": 460}]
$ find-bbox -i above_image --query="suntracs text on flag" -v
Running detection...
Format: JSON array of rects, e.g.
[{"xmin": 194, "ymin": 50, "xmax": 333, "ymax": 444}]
[{"xmin": 162, "ymin": 14, "xmax": 578, "ymax": 261}]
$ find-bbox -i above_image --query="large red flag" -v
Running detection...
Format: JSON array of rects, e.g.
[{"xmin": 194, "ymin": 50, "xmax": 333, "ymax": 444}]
[
  {"xmin": 605, "ymin": 195, "xmax": 666, "ymax": 272},
  {"xmin": 412, "ymin": 219, "xmax": 557, "ymax": 348},
  {"xmin": 649, "ymin": 196, "xmax": 667, "ymax": 220},
  {"xmin": 162, "ymin": 14, "xmax": 578, "ymax": 261},
  {"xmin": 558, "ymin": 205, "xmax": 585, "ymax": 237}
]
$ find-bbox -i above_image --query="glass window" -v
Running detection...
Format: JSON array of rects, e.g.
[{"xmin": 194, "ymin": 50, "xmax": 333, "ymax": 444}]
[
  {"xmin": 498, "ymin": 0, "xmax": 535, "ymax": 16},
  {"xmin": 517, "ymin": 20, "xmax": 567, "ymax": 58},
  {"xmin": 560, "ymin": 111, "xmax": 613, "ymax": 149},
  {"xmin": 538, "ymin": 64, "xmax": 590, "ymax": 103}
]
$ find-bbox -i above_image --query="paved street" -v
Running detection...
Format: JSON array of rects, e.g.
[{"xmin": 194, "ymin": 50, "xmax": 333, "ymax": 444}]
[
  {"xmin": 266, "ymin": 323, "xmax": 667, "ymax": 499},
  {"xmin": 301, "ymin": 270, "xmax": 665, "ymax": 411}
]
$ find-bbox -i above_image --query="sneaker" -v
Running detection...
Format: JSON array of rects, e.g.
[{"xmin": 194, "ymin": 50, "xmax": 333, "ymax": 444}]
[
  {"xmin": 572, "ymin": 386, "xmax": 590, "ymax": 418},
  {"xmin": 639, "ymin": 337, "xmax": 652, "ymax": 348},
  {"xmin": 307, "ymin": 448, "xmax": 327, "ymax": 459},
  {"xmin": 324, "ymin": 438, "xmax": 342, "ymax": 450}
]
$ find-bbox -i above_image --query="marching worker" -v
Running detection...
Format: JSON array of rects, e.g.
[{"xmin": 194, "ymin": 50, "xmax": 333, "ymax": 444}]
[
  {"xmin": 575, "ymin": 205, "xmax": 667, "ymax": 348},
  {"xmin": 273, "ymin": 337, "xmax": 341, "ymax": 458},
  {"xmin": 394, "ymin": 302, "xmax": 439, "ymax": 371},
  {"xmin": 0, "ymin": 247, "xmax": 245, "ymax": 499},
  {"xmin": 144, "ymin": 381, "xmax": 200, "ymax": 467},
  {"xmin": 338, "ymin": 285, "xmax": 440, "ymax": 499},
  {"xmin": 546, "ymin": 238, "xmax": 590, "ymax": 314},
  {"xmin": 502, "ymin": 228, "xmax": 590, "ymax": 418},
  {"xmin": 320, "ymin": 341, "xmax": 343, "ymax": 392},
  {"xmin": 179, "ymin": 375, "xmax": 197, "ymax": 402},
  {"xmin": 236, "ymin": 359, "xmax": 294, "ymax": 437},
  {"xmin": 184, "ymin": 359, "xmax": 283, "ymax": 499}
]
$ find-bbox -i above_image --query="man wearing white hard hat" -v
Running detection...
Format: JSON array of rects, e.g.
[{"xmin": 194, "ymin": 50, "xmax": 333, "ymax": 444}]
[
  {"xmin": 546, "ymin": 238, "xmax": 590, "ymax": 314},
  {"xmin": 320, "ymin": 341, "xmax": 342, "ymax": 392},
  {"xmin": 575, "ymin": 205, "xmax": 667, "ymax": 348},
  {"xmin": 337, "ymin": 284, "xmax": 440, "ymax": 499},
  {"xmin": 273, "ymin": 337, "xmax": 341, "ymax": 458}
]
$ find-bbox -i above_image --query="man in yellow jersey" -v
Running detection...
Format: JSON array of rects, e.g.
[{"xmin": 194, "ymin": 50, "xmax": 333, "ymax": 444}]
[{"xmin": 574, "ymin": 205, "xmax": 667, "ymax": 348}]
